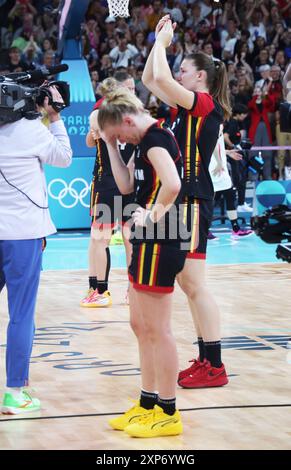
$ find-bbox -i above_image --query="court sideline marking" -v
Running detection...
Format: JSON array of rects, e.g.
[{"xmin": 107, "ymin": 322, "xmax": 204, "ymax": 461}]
[{"xmin": 1, "ymin": 403, "xmax": 291, "ymax": 422}]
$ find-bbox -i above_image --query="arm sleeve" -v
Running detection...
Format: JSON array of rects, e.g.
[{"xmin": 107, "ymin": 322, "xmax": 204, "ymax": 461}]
[{"xmin": 36, "ymin": 119, "xmax": 73, "ymax": 168}]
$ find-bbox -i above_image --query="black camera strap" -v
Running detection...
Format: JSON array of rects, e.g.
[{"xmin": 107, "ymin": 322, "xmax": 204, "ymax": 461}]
[{"xmin": 0, "ymin": 168, "xmax": 49, "ymax": 209}]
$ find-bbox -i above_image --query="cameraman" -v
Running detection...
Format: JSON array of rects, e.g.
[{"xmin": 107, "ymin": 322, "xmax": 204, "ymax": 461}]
[{"xmin": 0, "ymin": 86, "xmax": 72, "ymax": 414}]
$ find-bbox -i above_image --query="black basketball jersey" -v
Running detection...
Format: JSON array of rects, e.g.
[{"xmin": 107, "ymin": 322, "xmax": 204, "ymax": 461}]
[
  {"xmin": 172, "ymin": 91, "xmax": 223, "ymax": 200},
  {"xmin": 131, "ymin": 122, "xmax": 185, "ymax": 245}
]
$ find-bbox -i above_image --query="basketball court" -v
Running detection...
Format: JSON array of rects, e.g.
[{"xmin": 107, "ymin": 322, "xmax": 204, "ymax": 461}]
[
  {"xmin": 1, "ymin": 0, "xmax": 291, "ymax": 453},
  {"xmin": 1, "ymin": 231, "xmax": 291, "ymax": 450}
]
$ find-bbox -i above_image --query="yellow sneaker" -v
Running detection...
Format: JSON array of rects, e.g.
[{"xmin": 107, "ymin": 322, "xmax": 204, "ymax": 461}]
[
  {"xmin": 124, "ymin": 405, "xmax": 183, "ymax": 438},
  {"xmin": 80, "ymin": 287, "xmax": 95, "ymax": 307},
  {"xmin": 109, "ymin": 400, "xmax": 153, "ymax": 431}
]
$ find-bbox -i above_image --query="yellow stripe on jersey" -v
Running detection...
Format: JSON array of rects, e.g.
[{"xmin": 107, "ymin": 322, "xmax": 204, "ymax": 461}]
[
  {"xmin": 190, "ymin": 199, "xmax": 199, "ymax": 253},
  {"xmin": 185, "ymin": 115, "xmax": 192, "ymax": 180},
  {"xmin": 195, "ymin": 117, "xmax": 202, "ymax": 177},
  {"xmin": 183, "ymin": 196, "xmax": 188, "ymax": 225},
  {"xmin": 90, "ymin": 180, "xmax": 95, "ymax": 210},
  {"xmin": 93, "ymin": 192, "xmax": 99, "ymax": 220},
  {"xmin": 138, "ymin": 243, "xmax": 146, "ymax": 285},
  {"xmin": 147, "ymin": 173, "xmax": 160, "ymax": 208},
  {"xmin": 149, "ymin": 244, "xmax": 159, "ymax": 286},
  {"xmin": 96, "ymin": 139, "xmax": 102, "ymax": 178}
]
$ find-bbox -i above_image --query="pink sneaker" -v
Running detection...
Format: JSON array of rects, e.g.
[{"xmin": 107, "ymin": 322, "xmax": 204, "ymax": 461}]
[
  {"xmin": 231, "ymin": 229, "xmax": 253, "ymax": 239},
  {"xmin": 80, "ymin": 287, "xmax": 95, "ymax": 307},
  {"xmin": 83, "ymin": 290, "xmax": 112, "ymax": 308}
]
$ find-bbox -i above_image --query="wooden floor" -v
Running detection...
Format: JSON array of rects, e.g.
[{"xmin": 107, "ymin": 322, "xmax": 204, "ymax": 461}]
[{"xmin": 0, "ymin": 263, "xmax": 291, "ymax": 450}]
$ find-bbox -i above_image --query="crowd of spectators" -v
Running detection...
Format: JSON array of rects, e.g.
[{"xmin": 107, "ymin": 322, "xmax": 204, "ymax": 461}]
[{"xmin": 1, "ymin": 0, "xmax": 291, "ymax": 180}]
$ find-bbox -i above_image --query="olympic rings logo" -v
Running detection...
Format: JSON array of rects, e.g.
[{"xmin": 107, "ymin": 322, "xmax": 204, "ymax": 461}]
[{"xmin": 48, "ymin": 178, "xmax": 90, "ymax": 209}]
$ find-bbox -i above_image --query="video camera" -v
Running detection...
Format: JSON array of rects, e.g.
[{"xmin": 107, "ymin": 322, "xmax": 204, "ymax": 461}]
[
  {"xmin": 0, "ymin": 64, "xmax": 70, "ymax": 125},
  {"xmin": 251, "ymin": 204, "xmax": 291, "ymax": 263},
  {"xmin": 236, "ymin": 138, "xmax": 264, "ymax": 175}
]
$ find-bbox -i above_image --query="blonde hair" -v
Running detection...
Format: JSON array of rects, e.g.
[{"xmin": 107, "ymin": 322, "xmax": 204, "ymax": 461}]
[
  {"xmin": 98, "ymin": 88, "xmax": 145, "ymax": 131},
  {"xmin": 97, "ymin": 77, "xmax": 118, "ymax": 97}
]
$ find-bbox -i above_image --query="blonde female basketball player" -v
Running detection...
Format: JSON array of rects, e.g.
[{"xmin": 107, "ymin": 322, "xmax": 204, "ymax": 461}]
[{"xmin": 97, "ymin": 88, "xmax": 187, "ymax": 438}]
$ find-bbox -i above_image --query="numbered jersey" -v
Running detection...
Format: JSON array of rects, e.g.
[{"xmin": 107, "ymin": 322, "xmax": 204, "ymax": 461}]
[{"xmin": 131, "ymin": 121, "xmax": 185, "ymax": 244}]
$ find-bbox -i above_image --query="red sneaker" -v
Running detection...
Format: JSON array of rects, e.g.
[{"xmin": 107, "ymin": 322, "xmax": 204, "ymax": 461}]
[
  {"xmin": 178, "ymin": 360, "xmax": 228, "ymax": 388},
  {"xmin": 178, "ymin": 358, "xmax": 204, "ymax": 382}
]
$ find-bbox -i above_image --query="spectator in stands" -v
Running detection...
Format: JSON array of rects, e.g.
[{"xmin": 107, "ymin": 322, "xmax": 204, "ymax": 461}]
[
  {"xmin": 274, "ymin": 49, "xmax": 287, "ymax": 70},
  {"xmin": 267, "ymin": 43, "xmax": 278, "ymax": 65},
  {"xmin": 129, "ymin": 6, "xmax": 147, "ymax": 34},
  {"xmin": 227, "ymin": 61, "xmax": 236, "ymax": 82},
  {"xmin": 183, "ymin": 30, "xmax": 197, "ymax": 55},
  {"xmin": 253, "ymin": 48, "xmax": 271, "ymax": 80},
  {"xmin": 185, "ymin": 3, "xmax": 203, "ymax": 31},
  {"xmin": 6, "ymin": 46, "xmax": 28, "ymax": 72},
  {"xmin": 135, "ymin": 64, "xmax": 151, "ymax": 106},
  {"xmin": 21, "ymin": 34, "xmax": 42, "ymax": 68},
  {"xmin": 255, "ymin": 63, "xmax": 271, "ymax": 89},
  {"xmin": 202, "ymin": 41, "xmax": 215, "ymax": 58},
  {"xmin": 90, "ymin": 69, "xmax": 100, "ymax": 99},
  {"xmin": 8, "ymin": 0, "xmax": 36, "ymax": 33},
  {"xmin": 41, "ymin": 38, "xmax": 56, "ymax": 55},
  {"xmin": 109, "ymin": 31, "xmax": 138, "ymax": 69},
  {"xmin": 247, "ymin": 4, "xmax": 268, "ymax": 42},
  {"xmin": 132, "ymin": 31, "xmax": 148, "ymax": 67},
  {"xmin": 224, "ymin": 104, "xmax": 251, "ymax": 212},
  {"xmin": 199, "ymin": 0, "xmax": 214, "ymax": 20},
  {"xmin": 42, "ymin": 50, "xmax": 55, "ymax": 68},
  {"xmin": 220, "ymin": 0, "xmax": 240, "ymax": 27},
  {"xmin": 146, "ymin": 0, "xmax": 164, "ymax": 32},
  {"xmin": 42, "ymin": 12, "xmax": 58, "ymax": 40},
  {"xmin": 248, "ymin": 84, "xmax": 275, "ymax": 180},
  {"xmin": 85, "ymin": 17, "xmax": 100, "ymax": 52},
  {"xmin": 269, "ymin": 64, "xmax": 284, "ymax": 106},
  {"xmin": 98, "ymin": 54, "xmax": 114, "ymax": 81},
  {"xmin": 164, "ymin": 0, "xmax": 184, "ymax": 24},
  {"xmin": 221, "ymin": 19, "xmax": 240, "ymax": 56},
  {"xmin": 229, "ymin": 79, "xmax": 239, "ymax": 107}
]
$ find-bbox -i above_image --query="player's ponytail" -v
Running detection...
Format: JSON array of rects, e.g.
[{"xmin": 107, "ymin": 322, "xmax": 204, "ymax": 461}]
[
  {"xmin": 186, "ymin": 52, "xmax": 231, "ymax": 121},
  {"xmin": 98, "ymin": 88, "xmax": 144, "ymax": 130}
]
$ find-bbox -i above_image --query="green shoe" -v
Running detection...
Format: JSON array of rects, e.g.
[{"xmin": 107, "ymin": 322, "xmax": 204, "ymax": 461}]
[
  {"xmin": 1, "ymin": 389, "xmax": 41, "ymax": 415},
  {"xmin": 110, "ymin": 230, "xmax": 124, "ymax": 245}
]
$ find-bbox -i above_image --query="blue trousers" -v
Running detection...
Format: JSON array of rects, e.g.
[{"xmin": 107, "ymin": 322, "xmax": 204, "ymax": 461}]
[{"xmin": 0, "ymin": 239, "xmax": 42, "ymax": 387}]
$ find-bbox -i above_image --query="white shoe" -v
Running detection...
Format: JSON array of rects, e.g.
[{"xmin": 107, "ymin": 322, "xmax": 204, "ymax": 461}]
[{"xmin": 237, "ymin": 203, "xmax": 253, "ymax": 213}]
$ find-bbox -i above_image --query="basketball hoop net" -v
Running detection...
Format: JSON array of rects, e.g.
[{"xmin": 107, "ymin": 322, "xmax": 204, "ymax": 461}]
[{"xmin": 107, "ymin": 0, "xmax": 130, "ymax": 18}]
